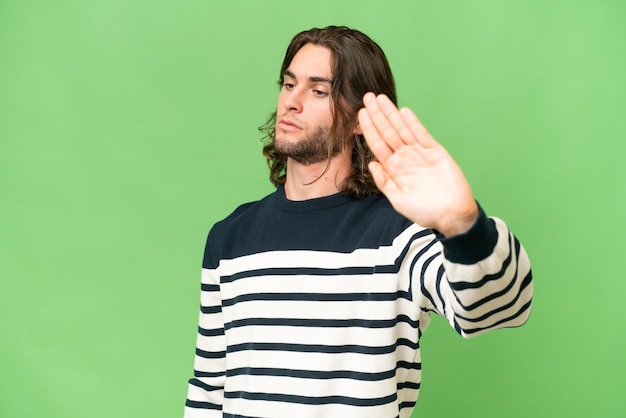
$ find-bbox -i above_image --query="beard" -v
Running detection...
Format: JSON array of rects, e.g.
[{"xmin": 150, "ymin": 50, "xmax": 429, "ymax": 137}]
[{"xmin": 274, "ymin": 125, "xmax": 343, "ymax": 166}]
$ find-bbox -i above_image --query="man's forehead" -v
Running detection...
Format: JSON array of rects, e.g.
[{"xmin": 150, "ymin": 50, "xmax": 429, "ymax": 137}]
[{"xmin": 285, "ymin": 44, "xmax": 333, "ymax": 81}]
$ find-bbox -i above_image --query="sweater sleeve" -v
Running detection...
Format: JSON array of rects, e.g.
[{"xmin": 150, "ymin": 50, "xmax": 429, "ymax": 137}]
[
  {"xmin": 419, "ymin": 206, "xmax": 533, "ymax": 338},
  {"xmin": 184, "ymin": 238, "xmax": 226, "ymax": 416}
]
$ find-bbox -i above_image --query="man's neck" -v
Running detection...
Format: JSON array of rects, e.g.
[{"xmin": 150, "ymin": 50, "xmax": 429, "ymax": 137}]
[{"xmin": 283, "ymin": 150, "xmax": 353, "ymax": 201}]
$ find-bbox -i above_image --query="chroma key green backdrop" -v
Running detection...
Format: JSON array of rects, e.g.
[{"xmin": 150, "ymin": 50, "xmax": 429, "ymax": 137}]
[{"xmin": 1, "ymin": 1, "xmax": 624, "ymax": 417}]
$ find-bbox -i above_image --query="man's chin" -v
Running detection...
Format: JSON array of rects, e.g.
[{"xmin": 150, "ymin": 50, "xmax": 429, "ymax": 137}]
[{"xmin": 275, "ymin": 142, "xmax": 328, "ymax": 166}]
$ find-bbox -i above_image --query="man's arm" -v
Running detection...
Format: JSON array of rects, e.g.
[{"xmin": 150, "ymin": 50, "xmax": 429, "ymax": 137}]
[
  {"xmin": 359, "ymin": 93, "xmax": 532, "ymax": 334},
  {"xmin": 184, "ymin": 264, "xmax": 226, "ymax": 417},
  {"xmin": 421, "ymin": 207, "xmax": 533, "ymax": 336}
]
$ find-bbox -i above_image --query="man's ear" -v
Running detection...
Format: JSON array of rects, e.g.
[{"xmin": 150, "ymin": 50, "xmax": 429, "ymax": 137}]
[{"xmin": 353, "ymin": 122, "xmax": 363, "ymax": 135}]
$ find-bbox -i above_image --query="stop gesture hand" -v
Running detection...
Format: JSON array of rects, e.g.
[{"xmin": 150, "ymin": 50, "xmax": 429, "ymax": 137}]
[{"xmin": 358, "ymin": 93, "xmax": 479, "ymax": 237}]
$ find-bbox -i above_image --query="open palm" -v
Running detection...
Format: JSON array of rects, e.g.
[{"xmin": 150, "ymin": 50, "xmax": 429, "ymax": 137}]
[{"xmin": 358, "ymin": 93, "xmax": 478, "ymax": 237}]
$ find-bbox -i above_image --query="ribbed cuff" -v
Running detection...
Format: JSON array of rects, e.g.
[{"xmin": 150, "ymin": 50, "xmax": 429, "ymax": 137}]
[{"xmin": 434, "ymin": 204, "xmax": 498, "ymax": 265}]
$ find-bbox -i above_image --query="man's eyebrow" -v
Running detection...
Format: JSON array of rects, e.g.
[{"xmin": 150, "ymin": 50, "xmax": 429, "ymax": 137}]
[{"xmin": 284, "ymin": 69, "xmax": 332, "ymax": 84}]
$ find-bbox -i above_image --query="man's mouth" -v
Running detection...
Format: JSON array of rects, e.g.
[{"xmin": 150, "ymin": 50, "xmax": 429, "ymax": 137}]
[{"xmin": 277, "ymin": 118, "xmax": 303, "ymax": 131}]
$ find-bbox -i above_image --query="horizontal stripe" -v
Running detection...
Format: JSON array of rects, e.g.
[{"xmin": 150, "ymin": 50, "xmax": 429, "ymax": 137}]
[
  {"xmin": 194, "ymin": 369, "xmax": 223, "ymax": 379},
  {"xmin": 399, "ymin": 400, "xmax": 417, "ymax": 411},
  {"xmin": 188, "ymin": 378, "xmax": 221, "ymax": 392},
  {"xmin": 198, "ymin": 326, "xmax": 225, "ymax": 337},
  {"xmin": 196, "ymin": 348, "xmax": 226, "ymax": 359},
  {"xmin": 398, "ymin": 381, "xmax": 420, "ymax": 390},
  {"xmin": 221, "ymin": 265, "xmax": 400, "ymax": 284},
  {"xmin": 214, "ymin": 228, "xmax": 432, "ymax": 277},
  {"xmin": 224, "ymin": 389, "xmax": 398, "ymax": 407},
  {"xmin": 201, "ymin": 283, "xmax": 220, "ymax": 292},
  {"xmin": 185, "ymin": 399, "xmax": 221, "ymax": 410},
  {"xmin": 200, "ymin": 305, "xmax": 222, "ymax": 314},
  {"xmin": 224, "ymin": 315, "xmax": 419, "ymax": 331},
  {"xmin": 227, "ymin": 339, "xmax": 418, "ymax": 355},
  {"xmin": 396, "ymin": 360, "xmax": 422, "ymax": 371},
  {"xmin": 226, "ymin": 366, "xmax": 398, "ymax": 382},
  {"xmin": 222, "ymin": 290, "xmax": 412, "ymax": 307}
]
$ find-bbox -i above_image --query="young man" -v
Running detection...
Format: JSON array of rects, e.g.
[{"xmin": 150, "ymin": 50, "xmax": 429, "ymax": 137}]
[{"xmin": 185, "ymin": 26, "xmax": 532, "ymax": 418}]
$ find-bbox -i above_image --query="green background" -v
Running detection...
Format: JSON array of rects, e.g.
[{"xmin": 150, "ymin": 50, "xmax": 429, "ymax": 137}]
[{"xmin": 1, "ymin": 1, "xmax": 624, "ymax": 417}]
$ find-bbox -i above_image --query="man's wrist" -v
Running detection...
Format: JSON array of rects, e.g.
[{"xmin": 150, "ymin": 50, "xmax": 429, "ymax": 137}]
[
  {"xmin": 434, "ymin": 202, "xmax": 479, "ymax": 238},
  {"xmin": 434, "ymin": 203, "xmax": 499, "ymax": 265}
]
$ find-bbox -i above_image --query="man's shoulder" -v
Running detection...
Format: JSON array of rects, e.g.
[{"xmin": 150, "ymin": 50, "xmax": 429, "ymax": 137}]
[{"xmin": 214, "ymin": 190, "xmax": 276, "ymax": 230}]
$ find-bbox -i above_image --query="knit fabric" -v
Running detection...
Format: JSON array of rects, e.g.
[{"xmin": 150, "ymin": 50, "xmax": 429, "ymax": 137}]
[{"xmin": 184, "ymin": 186, "xmax": 532, "ymax": 418}]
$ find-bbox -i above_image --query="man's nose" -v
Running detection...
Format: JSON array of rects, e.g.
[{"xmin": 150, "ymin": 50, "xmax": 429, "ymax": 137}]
[{"xmin": 284, "ymin": 88, "xmax": 304, "ymax": 112}]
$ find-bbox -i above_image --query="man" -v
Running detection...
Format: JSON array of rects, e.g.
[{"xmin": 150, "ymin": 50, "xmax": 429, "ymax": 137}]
[{"xmin": 185, "ymin": 26, "xmax": 532, "ymax": 418}]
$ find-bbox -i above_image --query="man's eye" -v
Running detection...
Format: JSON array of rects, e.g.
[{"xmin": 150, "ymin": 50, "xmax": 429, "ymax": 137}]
[
  {"xmin": 314, "ymin": 90, "xmax": 329, "ymax": 97},
  {"xmin": 283, "ymin": 83, "xmax": 295, "ymax": 90}
]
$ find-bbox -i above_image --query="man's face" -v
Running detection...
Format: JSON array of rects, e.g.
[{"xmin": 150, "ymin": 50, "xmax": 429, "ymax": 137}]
[{"xmin": 274, "ymin": 43, "xmax": 337, "ymax": 165}]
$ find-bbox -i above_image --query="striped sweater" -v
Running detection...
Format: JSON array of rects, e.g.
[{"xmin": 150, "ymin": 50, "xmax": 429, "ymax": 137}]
[{"xmin": 185, "ymin": 185, "xmax": 532, "ymax": 418}]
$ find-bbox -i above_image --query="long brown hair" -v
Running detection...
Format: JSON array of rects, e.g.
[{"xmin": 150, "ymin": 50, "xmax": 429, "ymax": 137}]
[{"xmin": 260, "ymin": 26, "xmax": 397, "ymax": 199}]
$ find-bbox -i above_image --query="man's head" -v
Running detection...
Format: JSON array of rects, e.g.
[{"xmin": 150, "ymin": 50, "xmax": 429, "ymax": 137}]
[{"xmin": 261, "ymin": 26, "xmax": 397, "ymax": 198}]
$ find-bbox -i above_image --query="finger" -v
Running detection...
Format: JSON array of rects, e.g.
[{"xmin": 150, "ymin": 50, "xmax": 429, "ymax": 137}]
[
  {"xmin": 399, "ymin": 107, "xmax": 439, "ymax": 148},
  {"xmin": 362, "ymin": 93, "xmax": 406, "ymax": 151},
  {"xmin": 358, "ymin": 107, "xmax": 393, "ymax": 163},
  {"xmin": 368, "ymin": 160, "xmax": 402, "ymax": 197},
  {"xmin": 376, "ymin": 94, "xmax": 419, "ymax": 146}
]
